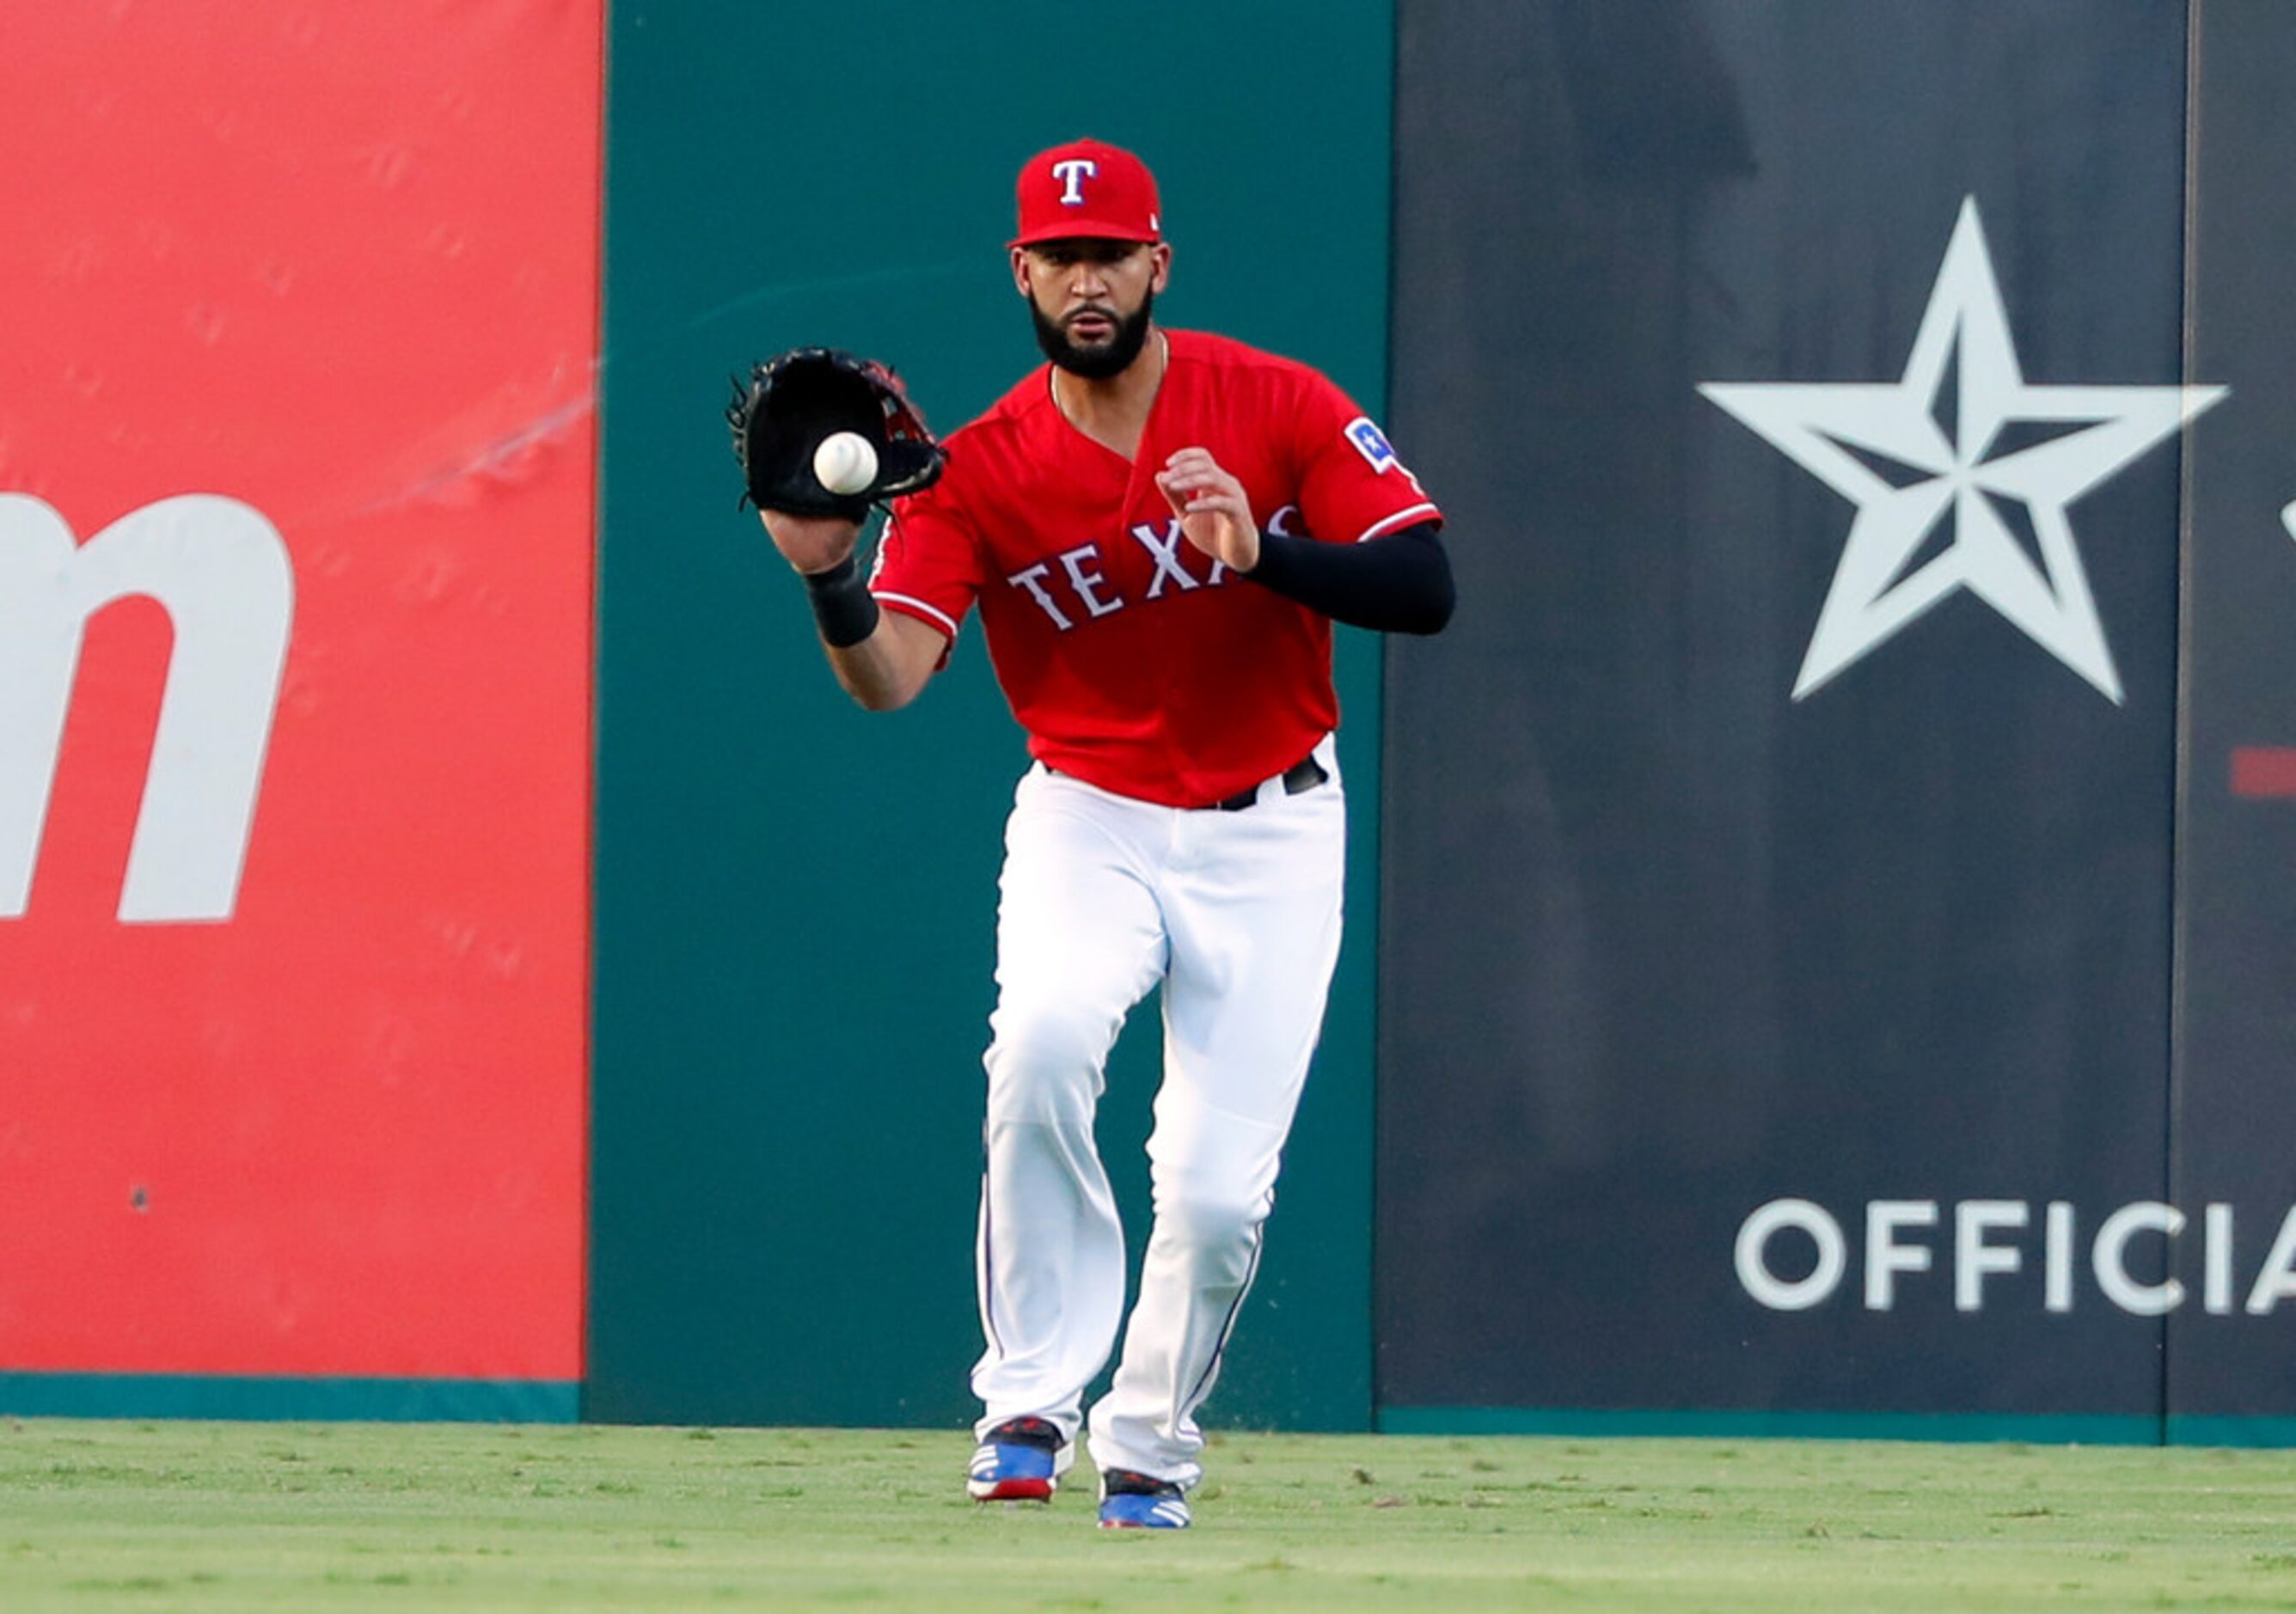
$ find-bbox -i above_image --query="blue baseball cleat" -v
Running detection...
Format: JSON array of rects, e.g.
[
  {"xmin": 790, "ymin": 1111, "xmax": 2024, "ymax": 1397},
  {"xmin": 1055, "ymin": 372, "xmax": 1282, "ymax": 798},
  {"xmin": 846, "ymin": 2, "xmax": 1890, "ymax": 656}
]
[
  {"xmin": 967, "ymin": 1416, "xmax": 1071, "ymax": 1501},
  {"xmin": 1096, "ymin": 1468, "xmax": 1191, "ymax": 1529}
]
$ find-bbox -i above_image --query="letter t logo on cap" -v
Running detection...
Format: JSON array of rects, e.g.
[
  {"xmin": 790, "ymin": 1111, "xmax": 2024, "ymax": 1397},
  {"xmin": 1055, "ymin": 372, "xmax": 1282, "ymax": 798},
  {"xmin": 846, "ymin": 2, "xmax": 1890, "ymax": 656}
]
[{"xmin": 1051, "ymin": 158, "xmax": 1098, "ymax": 204}]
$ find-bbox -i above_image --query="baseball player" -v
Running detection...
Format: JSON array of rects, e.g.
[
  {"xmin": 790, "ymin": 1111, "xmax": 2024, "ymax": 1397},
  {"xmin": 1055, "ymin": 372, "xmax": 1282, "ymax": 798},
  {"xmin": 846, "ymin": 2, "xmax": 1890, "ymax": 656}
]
[{"xmin": 752, "ymin": 138, "xmax": 1454, "ymax": 1528}]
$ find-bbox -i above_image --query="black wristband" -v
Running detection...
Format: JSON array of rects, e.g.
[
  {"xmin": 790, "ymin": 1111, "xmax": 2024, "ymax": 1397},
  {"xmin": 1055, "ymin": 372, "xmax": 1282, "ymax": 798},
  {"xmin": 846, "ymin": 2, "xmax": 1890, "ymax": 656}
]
[{"xmin": 801, "ymin": 553, "xmax": 881, "ymax": 648}]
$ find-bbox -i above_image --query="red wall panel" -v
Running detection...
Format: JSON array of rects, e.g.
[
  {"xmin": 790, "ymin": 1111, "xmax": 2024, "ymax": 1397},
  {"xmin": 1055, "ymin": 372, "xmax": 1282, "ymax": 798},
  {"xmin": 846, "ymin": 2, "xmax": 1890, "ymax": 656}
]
[{"xmin": 0, "ymin": 1, "xmax": 600, "ymax": 1379}]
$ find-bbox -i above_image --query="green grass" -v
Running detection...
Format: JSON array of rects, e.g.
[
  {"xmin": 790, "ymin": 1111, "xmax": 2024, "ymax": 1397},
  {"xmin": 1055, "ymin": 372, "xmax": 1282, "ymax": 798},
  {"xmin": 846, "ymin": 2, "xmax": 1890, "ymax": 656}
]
[{"xmin": 3, "ymin": 1421, "xmax": 2296, "ymax": 1610}]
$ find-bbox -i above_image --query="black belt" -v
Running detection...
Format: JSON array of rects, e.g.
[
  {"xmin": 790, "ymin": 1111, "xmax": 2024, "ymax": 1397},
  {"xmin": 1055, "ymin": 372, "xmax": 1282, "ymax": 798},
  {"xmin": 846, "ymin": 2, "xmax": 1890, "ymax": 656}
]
[{"xmin": 1209, "ymin": 755, "xmax": 1328, "ymax": 812}]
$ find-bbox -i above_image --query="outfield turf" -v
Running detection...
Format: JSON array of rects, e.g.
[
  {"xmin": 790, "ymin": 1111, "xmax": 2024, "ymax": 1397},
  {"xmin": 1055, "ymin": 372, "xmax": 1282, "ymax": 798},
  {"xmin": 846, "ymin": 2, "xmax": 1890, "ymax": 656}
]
[{"xmin": 3, "ymin": 1421, "xmax": 2295, "ymax": 1611}]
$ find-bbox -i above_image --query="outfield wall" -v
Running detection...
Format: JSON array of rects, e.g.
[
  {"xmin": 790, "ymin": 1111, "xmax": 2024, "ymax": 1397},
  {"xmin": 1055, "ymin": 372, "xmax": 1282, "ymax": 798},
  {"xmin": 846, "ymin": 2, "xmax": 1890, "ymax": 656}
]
[
  {"xmin": 1380, "ymin": 0, "xmax": 2296, "ymax": 1443},
  {"xmin": 0, "ymin": 1, "xmax": 597, "ymax": 1417},
  {"xmin": 584, "ymin": 0, "xmax": 1394, "ymax": 1435},
  {"xmin": 3, "ymin": 1, "xmax": 2294, "ymax": 1445}
]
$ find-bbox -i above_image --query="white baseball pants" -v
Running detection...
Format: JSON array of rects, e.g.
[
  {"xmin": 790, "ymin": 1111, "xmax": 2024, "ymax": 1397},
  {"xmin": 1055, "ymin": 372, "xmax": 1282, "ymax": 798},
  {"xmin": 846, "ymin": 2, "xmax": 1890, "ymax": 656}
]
[{"xmin": 970, "ymin": 735, "xmax": 1345, "ymax": 1489}]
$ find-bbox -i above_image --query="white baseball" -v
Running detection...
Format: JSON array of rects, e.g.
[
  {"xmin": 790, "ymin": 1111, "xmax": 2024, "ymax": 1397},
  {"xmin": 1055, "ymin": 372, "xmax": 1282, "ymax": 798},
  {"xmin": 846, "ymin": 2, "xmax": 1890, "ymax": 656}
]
[{"xmin": 813, "ymin": 431, "xmax": 879, "ymax": 497}]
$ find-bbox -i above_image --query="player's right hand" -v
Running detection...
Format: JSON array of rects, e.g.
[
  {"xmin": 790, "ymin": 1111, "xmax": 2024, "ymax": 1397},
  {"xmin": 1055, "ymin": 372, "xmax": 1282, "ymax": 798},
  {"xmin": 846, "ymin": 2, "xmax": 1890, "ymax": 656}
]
[{"xmin": 758, "ymin": 508, "xmax": 862, "ymax": 576}]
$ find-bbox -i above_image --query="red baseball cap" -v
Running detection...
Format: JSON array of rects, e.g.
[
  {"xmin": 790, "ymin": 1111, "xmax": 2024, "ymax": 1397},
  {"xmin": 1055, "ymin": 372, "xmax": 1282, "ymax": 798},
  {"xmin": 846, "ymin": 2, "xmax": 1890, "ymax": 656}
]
[{"xmin": 1011, "ymin": 138, "xmax": 1162, "ymax": 248}]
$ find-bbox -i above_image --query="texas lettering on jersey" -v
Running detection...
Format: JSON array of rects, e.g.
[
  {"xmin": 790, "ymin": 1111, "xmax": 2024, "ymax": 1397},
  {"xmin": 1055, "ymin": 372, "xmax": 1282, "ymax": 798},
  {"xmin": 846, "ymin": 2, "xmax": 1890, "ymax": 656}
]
[
  {"xmin": 999, "ymin": 508, "xmax": 1339, "ymax": 631},
  {"xmin": 871, "ymin": 329, "xmax": 1441, "ymax": 808}
]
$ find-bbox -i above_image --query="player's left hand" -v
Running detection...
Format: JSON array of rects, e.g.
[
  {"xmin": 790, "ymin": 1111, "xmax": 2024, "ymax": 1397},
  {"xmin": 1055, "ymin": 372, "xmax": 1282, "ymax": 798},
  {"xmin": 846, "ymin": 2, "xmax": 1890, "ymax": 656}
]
[{"xmin": 1156, "ymin": 448, "xmax": 1260, "ymax": 572}]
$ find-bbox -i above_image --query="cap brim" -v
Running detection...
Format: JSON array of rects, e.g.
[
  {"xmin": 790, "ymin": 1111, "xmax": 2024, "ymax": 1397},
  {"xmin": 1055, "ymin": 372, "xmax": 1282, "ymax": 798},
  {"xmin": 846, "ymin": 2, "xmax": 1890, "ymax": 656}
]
[{"xmin": 1010, "ymin": 222, "xmax": 1162, "ymax": 248}]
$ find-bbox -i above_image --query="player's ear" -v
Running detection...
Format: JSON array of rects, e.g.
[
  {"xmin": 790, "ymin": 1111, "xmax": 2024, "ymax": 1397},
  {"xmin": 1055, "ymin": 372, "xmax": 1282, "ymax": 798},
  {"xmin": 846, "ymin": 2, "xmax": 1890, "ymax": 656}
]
[
  {"xmin": 1148, "ymin": 242, "xmax": 1172, "ymax": 294},
  {"xmin": 1010, "ymin": 247, "xmax": 1033, "ymax": 297}
]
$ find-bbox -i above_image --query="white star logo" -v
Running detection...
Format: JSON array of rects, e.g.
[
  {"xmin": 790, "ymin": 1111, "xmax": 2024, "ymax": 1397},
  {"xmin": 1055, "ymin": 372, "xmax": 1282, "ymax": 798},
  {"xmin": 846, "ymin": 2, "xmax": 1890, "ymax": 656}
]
[{"xmin": 1701, "ymin": 198, "xmax": 2226, "ymax": 703}]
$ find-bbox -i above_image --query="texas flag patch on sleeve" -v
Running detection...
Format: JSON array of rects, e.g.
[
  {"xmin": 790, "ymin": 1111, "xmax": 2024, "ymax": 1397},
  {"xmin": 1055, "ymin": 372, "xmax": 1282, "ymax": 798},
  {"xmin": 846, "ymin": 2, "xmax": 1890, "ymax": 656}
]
[{"xmin": 1344, "ymin": 416, "xmax": 1401, "ymax": 472}]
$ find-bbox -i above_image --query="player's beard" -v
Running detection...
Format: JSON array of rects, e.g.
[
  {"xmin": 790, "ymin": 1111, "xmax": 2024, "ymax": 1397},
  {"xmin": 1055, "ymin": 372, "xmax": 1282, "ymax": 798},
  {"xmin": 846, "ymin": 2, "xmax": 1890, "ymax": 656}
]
[{"xmin": 1032, "ymin": 290, "xmax": 1156, "ymax": 380}]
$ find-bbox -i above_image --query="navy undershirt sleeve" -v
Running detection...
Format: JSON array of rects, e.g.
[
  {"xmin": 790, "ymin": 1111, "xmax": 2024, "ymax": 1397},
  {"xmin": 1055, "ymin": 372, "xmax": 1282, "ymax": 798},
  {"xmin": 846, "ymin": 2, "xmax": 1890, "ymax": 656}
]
[{"xmin": 1239, "ymin": 521, "xmax": 1454, "ymax": 634}]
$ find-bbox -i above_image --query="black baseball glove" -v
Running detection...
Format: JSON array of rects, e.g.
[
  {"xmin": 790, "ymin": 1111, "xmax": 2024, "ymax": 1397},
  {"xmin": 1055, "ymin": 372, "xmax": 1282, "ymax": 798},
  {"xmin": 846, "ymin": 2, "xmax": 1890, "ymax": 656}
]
[{"xmin": 726, "ymin": 347, "xmax": 947, "ymax": 523}]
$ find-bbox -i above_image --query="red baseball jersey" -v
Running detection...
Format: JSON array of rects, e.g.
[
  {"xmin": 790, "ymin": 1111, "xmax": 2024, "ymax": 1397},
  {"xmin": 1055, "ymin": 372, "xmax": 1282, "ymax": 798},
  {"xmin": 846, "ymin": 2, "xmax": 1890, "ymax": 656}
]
[{"xmin": 871, "ymin": 328, "xmax": 1442, "ymax": 808}]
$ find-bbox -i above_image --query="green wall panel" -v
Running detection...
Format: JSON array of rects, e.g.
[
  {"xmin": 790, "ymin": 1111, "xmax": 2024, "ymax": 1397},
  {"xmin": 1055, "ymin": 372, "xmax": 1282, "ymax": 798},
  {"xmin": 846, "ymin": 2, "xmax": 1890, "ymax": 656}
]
[
  {"xmin": 591, "ymin": 2, "xmax": 1396, "ymax": 1431},
  {"xmin": 0, "ymin": 1376, "xmax": 577, "ymax": 1423}
]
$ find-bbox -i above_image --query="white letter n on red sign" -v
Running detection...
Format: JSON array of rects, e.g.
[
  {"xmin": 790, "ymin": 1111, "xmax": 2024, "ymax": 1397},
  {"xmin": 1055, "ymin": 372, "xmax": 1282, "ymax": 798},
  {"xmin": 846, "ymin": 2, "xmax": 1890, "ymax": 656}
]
[{"xmin": 0, "ymin": 493, "xmax": 293, "ymax": 922}]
